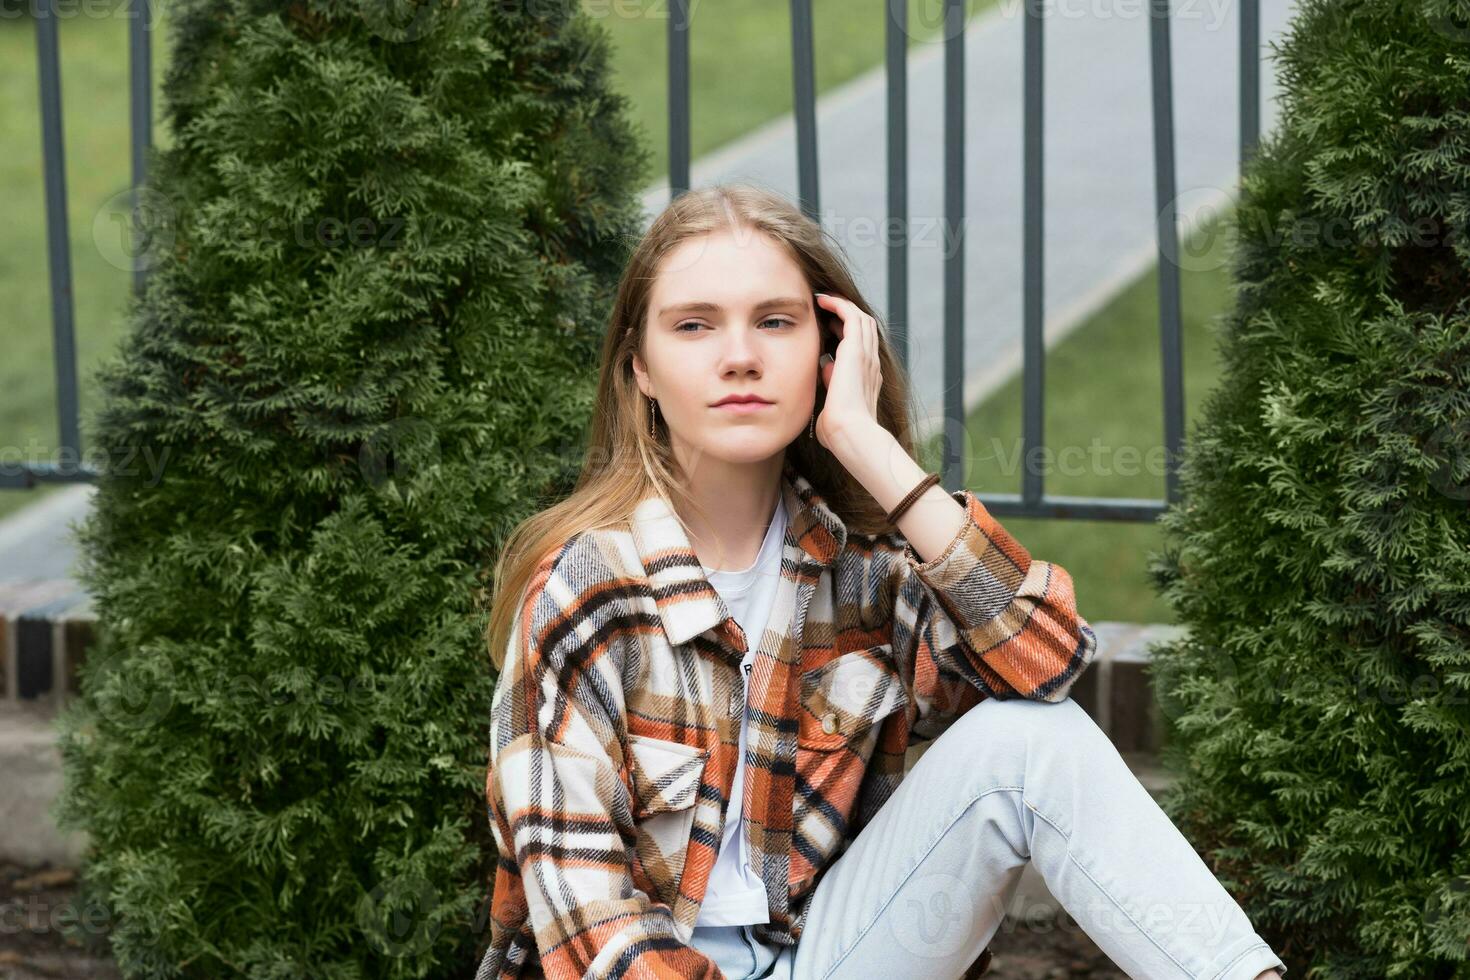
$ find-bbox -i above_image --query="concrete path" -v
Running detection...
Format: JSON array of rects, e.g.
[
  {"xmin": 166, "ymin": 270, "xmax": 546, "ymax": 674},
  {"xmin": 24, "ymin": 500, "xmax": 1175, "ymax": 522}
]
[
  {"xmin": 0, "ymin": 0, "xmax": 1300, "ymax": 582},
  {"xmin": 0, "ymin": 484, "xmax": 94, "ymax": 583}
]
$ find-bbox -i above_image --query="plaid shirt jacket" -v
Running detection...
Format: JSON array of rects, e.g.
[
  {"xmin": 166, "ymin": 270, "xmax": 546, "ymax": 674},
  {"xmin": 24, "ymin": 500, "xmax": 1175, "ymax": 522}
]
[{"xmin": 476, "ymin": 458, "xmax": 1098, "ymax": 979}]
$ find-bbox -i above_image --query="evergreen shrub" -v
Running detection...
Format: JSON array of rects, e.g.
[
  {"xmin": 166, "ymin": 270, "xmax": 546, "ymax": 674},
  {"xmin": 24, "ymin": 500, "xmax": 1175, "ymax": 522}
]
[
  {"xmin": 54, "ymin": 1, "xmax": 649, "ymax": 975},
  {"xmin": 1147, "ymin": 1, "xmax": 1470, "ymax": 976}
]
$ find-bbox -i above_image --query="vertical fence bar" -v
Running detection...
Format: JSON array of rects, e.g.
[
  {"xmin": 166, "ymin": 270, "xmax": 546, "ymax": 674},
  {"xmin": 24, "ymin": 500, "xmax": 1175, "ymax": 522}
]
[
  {"xmin": 1149, "ymin": 0, "xmax": 1185, "ymax": 504},
  {"xmin": 34, "ymin": 0, "xmax": 82, "ymax": 479},
  {"xmin": 790, "ymin": 0, "xmax": 819, "ymax": 221},
  {"xmin": 1020, "ymin": 0, "xmax": 1044, "ymax": 509},
  {"xmin": 942, "ymin": 0, "xmax": 965, "ymax": 490},
  {"xmin": 885, "ymin": 0, "xmax": 910, "ymax": 374},
  {"xmin": 1239, "ymin": 0, "xmax": 1259, "ymax": 169},
  {"xmin": 668, "ymin": 0, "xmax": 691, "ymax": 199},
  {"xmin": 129, "ymin": 0, "xmax": 153, "ymax": 298}
]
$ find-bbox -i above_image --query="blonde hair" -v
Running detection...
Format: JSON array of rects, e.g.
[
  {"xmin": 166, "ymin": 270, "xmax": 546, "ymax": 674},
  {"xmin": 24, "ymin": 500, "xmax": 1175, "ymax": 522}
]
[{"xmin": 483, "ymin": 182, "xmax": 924, "ymax": 672}]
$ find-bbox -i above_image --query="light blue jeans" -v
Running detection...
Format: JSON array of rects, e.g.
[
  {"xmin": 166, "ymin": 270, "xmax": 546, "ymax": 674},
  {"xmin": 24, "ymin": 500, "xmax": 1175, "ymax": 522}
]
[{"xmin": 689, "ymin": 696, "xmax": 1288, "ymax": 980}]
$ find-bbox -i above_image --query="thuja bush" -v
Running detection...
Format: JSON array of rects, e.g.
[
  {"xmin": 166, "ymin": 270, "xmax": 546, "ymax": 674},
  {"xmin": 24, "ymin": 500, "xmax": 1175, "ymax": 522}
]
[
  {"xmin": 52, "ymin": 0, "xmax": 648, "ymax": 976},
  {"xmin": 1145, "ymin": 0, "xmax": 1470, "ymax": 977}
]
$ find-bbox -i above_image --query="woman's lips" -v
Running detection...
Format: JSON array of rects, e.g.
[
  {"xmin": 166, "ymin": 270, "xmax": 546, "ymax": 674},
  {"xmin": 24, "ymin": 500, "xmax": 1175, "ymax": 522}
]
[{"xmin": 713, "ymin": 401, "xmax": 772, "ymax": 413}]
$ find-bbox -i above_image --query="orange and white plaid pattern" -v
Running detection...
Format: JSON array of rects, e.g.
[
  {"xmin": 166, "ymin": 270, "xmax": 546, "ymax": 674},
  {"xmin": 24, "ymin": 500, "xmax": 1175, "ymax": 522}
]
[{"xmin": 476, "ymin": 458, "xmax": 1097, "ymax": 979}]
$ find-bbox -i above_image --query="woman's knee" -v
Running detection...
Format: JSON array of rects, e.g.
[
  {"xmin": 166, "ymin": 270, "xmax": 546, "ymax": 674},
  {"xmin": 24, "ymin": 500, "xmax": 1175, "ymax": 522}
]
[
  {"xmin": 907, "ymin": 696, "xmax": 1115, "ymax": 809},
  {"xmin": 947, "ymin": 694, "xmax": 1112, "ymax": 759}
]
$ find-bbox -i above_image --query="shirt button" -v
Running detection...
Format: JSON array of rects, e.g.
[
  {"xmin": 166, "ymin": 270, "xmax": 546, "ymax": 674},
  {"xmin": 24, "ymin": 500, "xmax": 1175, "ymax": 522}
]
[{"xmin": 821, "ymin": 712, "xmax": 839, "ymax": 735}]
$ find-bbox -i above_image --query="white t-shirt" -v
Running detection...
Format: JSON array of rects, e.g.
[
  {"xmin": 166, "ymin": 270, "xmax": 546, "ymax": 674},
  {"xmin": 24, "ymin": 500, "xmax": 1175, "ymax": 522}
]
[{"xmin": 693, "ymin": 492, "xmax": 787, "ymax": 927}]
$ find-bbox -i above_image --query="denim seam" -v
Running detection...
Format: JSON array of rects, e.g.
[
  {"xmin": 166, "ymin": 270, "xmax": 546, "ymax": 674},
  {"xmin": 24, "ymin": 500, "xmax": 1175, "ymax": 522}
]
[
  {"xmin": 819, "ymin": 785, "xmax": 1026, "ymax": 980},
  {"xmin": 738, "ymin": 924, "xmax": 764, "ymax": 979},
  {"xmin": 1022, "ymin": 796, "xmax": 1194, "ymax": 978},
  {"xmin": 1203, "ymin": 940, "xmax": 1271, "ymax": 980}
]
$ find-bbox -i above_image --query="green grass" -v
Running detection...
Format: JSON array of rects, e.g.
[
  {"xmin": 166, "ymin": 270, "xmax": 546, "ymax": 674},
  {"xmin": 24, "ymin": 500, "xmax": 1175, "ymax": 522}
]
[
  {"xmin": 0, "ymin": 0, "xmax": 990, "ymax": 523},
  {"xmin": 922, "ymin": 220, "xmax": 1240, "ymax": 625},
  {"xmin": 0, "ymin": 0, "xmax": 171, "ymax": 522}
]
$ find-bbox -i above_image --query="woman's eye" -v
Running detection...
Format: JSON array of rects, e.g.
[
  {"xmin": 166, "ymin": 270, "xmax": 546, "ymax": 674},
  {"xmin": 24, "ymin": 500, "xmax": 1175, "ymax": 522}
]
[{"xmin": 673, "ymin": 318, "xmax": 792, "ymax": 333}]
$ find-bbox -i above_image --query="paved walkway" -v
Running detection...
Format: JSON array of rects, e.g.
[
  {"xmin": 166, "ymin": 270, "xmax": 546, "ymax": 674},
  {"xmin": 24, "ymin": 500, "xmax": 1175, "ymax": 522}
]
[{"xmin": 2, "ymin": 0, "xmax": 1299, "ymax": 583}]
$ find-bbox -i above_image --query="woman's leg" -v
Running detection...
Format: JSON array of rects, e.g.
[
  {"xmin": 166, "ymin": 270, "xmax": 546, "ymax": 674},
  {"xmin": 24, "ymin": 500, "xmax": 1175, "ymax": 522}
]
[
  {"xmin": 690, "ymin": 922, "xmax": 785, "ymax": 979},
  {"xmin": 787, "ymin": 696, "xmax": 1288, "ymax": 980}
]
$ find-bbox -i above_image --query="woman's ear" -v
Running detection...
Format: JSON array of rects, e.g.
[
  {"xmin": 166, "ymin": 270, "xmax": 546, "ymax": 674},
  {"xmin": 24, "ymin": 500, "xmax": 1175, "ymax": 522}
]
[{"xmin": 630, "ymin": 350, "xmax": 651, "ymax": 398}]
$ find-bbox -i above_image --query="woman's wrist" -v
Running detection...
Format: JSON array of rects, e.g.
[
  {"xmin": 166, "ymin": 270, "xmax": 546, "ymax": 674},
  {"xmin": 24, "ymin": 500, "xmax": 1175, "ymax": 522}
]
[
  {"xmin": 828, "ymin": 420, "xmax": 924, "ymax": 512},
  {"xmin": 825, "ymin": 417, "xmax": 887, "ymax": 479},
  {"xmin": 827, "ymin": 419, "xmax": 969, "ymax": 561}
]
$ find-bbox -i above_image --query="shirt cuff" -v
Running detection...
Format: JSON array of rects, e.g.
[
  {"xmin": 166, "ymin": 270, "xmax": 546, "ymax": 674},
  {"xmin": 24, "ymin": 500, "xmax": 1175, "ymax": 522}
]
[{"xmin": 900, "ymin": 487, "xmax": 1033, "ymax": 631}]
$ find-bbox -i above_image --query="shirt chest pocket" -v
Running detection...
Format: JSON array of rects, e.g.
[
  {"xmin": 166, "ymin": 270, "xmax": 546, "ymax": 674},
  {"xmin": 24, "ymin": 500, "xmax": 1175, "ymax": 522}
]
[
  {"xmin": 798, "ymin": 644, "xmax": 911, "ymax": 751},
  {"xmin": 624, "ymin": 733, "xmax": 709, "ymax": 905}
]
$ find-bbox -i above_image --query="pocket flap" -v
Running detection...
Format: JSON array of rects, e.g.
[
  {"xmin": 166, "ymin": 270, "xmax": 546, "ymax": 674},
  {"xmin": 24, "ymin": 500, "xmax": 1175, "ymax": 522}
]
[
  {"xmin": 626, "ymin": 733, "xmax": 707, "ymax": 817},
  {"xmin": 799, "ymin": 644, "xmax": 910, "ymax": 750}
]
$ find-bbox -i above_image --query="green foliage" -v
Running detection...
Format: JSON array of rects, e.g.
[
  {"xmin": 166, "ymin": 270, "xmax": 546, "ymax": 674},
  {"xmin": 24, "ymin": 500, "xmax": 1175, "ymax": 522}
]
[
  {"xmin": 1145, "ymin": 0, "xmax": 1470, "ymax": 976},
  {"xmin": 51, "ymin": 1, "xmax": 649, "ymax": 975}
]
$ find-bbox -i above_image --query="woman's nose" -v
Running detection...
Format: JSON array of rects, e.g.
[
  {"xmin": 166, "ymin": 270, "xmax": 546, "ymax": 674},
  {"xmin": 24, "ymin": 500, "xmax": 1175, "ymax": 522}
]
[{"xmin": 719, "ymin": 328, "xmax": 761, "ymax": 367}]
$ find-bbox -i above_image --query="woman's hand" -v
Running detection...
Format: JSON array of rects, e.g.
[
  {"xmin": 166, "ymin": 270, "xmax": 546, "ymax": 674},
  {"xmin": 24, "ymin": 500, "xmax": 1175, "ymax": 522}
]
[{"xmin": 814, "ymin": 292, "xmax": 884, "ymax": 453}]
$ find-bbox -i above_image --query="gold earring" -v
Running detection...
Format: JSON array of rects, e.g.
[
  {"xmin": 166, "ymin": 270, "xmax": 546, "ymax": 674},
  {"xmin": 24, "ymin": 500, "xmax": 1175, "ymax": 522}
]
[
  {"xmin": 808, "ymin": 409, "xmax": 815, "ymax": 439},
  {"xmin": 649, "ymin": 396, "xmax": 657, "ymax": 437}
]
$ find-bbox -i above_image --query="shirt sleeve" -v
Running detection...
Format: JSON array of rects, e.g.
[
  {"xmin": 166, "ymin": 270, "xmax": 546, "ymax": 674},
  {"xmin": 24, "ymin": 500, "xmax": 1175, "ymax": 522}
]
[
  {"xmin": 883, "ymin": 486, "xmax": 1098, "ymax": 710},
  {"xmin": 485, "ymin": 555, "xmax": 725, "ymax": 980}
]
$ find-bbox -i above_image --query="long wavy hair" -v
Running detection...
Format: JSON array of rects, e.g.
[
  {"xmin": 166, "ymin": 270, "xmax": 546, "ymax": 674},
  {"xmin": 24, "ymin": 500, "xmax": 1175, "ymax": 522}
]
[{"xmin": 484, "ymin": 182, "xmax": 924, "ymax": 672}]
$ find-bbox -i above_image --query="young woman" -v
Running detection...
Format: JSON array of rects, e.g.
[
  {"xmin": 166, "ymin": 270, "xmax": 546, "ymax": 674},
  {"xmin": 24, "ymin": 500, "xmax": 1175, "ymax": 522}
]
[{"xmin": 475, "ymin": 184, "xmax": 1288, "ymax": 980}]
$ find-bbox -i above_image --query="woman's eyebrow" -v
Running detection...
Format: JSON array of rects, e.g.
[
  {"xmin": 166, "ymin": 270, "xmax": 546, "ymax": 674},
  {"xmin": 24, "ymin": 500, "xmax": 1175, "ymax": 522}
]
[{"xmin": 657, "ymin": 296, "xmax": 809, "ymax": 318}]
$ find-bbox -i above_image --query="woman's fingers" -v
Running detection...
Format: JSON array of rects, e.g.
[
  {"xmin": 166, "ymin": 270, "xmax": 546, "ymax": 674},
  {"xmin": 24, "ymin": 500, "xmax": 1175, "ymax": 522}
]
[{"xmin": 816, "ymin": 293, "xmax": 882, "ymax": 399}]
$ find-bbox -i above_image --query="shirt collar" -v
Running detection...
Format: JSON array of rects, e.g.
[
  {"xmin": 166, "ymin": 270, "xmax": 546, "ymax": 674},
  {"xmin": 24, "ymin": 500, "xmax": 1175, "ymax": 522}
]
[{"xmin": 629, "ymin": 457, "xmax": 848, "ymax": 646}]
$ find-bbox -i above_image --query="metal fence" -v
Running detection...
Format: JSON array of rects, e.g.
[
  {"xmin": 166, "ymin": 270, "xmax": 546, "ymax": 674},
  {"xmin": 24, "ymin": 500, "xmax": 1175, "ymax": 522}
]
[{"xmin": 16, "ymin": 0, "xmax": 1261, "ymax": 523}]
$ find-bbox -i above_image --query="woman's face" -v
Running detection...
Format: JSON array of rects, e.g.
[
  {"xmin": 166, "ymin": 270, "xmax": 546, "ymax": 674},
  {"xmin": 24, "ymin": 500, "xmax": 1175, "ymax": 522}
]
[{"xmin": 632, "ymin": 226, "xmax": 822, "ymax": 469}]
